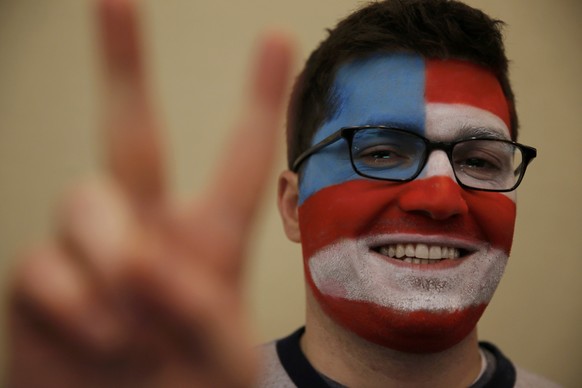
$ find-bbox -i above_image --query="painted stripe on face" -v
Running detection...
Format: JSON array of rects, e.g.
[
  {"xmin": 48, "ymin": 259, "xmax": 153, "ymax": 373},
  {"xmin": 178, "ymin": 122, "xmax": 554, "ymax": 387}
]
[
  {"xmin": 299, "ymin": 178, "xmax": 516, "ymax": 262},
  {"xmin": 308, "ymin": 268, "xmax": 488, "ymax": 353},
  {"xmin": 420, "ymin": 103, "xmax": 514, "ymax": 194},
  {"xmin": 425, "ymin": 59, "xmax": 511, "ymax": 131},
  {"xmin": 307, "ymin": 238, "xmax": 507, "ymax": 312},
  {"xmin": 299, "ymin": 53, "xmax": 426, "ymax": 205}
]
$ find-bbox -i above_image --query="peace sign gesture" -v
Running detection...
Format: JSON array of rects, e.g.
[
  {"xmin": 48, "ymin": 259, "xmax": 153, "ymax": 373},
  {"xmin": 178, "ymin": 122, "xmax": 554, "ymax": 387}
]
[{"xmin": 7, "ymin": 0, "xmax": 294, "ymax": 386}]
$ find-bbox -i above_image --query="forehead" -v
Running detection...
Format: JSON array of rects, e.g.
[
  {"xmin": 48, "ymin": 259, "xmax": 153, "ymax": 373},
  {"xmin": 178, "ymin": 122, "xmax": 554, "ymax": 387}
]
[{"xmin": 312, "ymin": 53, "xmax": 510, "ymax": 143}]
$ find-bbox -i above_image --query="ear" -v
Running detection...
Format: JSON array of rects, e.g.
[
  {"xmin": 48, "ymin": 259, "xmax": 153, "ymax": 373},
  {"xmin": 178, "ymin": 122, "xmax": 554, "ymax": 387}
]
[{"xmin": 277, "ymin": 170, "xmax": 301, "ymax": 243}]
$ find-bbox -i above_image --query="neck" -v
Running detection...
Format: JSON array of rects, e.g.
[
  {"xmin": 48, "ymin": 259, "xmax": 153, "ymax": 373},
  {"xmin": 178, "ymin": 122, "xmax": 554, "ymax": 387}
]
[{"xmin": 302, "ymin": 289, "xmax": 482, "ymax": 388}]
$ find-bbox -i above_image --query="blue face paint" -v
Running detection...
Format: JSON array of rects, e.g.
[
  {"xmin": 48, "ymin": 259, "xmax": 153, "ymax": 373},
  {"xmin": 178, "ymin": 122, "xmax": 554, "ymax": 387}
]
[{"xmin": 299, "ymin": 53, "xmax": 426, "ymax": 204}]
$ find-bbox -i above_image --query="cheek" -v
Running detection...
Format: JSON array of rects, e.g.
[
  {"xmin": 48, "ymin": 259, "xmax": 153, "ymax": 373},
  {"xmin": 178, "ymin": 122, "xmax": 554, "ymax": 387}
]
[
  {"xmin": 298, "ymin": 180, "xmax": 401, "ymax": 259},
  {"xmin": 461, "ymin": 190, "xmax": 516, "ymax": 254}
]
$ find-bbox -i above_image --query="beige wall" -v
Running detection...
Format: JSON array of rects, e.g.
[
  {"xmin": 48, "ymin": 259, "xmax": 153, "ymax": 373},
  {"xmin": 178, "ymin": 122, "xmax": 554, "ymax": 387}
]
[{"xmin": 0, "ymin": 0, "xmax": 580, "ymax": 386}]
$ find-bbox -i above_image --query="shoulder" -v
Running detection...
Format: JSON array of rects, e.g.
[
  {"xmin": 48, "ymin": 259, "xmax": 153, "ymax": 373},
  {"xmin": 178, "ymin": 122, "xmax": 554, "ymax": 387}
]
[
  {"xmin": 514, "ymin": 365, "xmax": 563, "ymax": 388},
  {"xmin": 479, "ymin": 342, "xmax": 561, "ymax": 388},
  {"xmin": 255, "ymin": 328, "xmax": 331, "ymax": 388},
  {"xmin": 255, "ymin": 340, "xmax": 296, "ymax": 388}
]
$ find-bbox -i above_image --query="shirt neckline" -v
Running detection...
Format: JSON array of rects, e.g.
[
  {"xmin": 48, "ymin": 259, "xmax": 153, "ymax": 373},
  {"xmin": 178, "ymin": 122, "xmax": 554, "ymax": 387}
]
[{"xmin": 275, "ymin": 327, "xmax": 517, "ymax": 388}]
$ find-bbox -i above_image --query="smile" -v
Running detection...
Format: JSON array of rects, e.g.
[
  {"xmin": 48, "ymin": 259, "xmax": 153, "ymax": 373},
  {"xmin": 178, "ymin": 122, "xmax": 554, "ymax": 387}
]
[
  {"xmin": 373, "ymin": 243, "xmax": 470, "ymax": 264},
  {"xmin": 308, "ymin": 237, "xmax": 508, "ymax": 311}
]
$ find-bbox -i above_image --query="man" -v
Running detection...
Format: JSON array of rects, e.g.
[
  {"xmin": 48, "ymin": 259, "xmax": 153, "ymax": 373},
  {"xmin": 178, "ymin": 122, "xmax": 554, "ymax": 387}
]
[
  {"xmin": 6, "ymin": 0, "xmax": 557, "ymax": 387},
  {"xmin": 262, "ymin": 1, "xmax": 556, "ymax": 386}
]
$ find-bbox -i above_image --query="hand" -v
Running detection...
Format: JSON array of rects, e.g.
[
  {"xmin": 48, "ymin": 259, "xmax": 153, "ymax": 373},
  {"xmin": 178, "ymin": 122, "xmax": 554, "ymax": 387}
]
[{"xmin": 6, "ymin": 0, "xmax": 294, "ymax": 387}]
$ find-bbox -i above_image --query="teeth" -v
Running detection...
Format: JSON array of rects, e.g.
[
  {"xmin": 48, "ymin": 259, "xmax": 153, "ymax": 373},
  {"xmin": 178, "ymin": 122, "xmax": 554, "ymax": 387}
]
[
  {"xmin": 388, "ymin": 245, "xmax": 395, "ymax": 257},
  {"xmin": 376, "ymin": 243, "xmax": 462, "ymax": 263},
  {"xmin": 396, "ymin": 244, "xmax": 405, "ymax": 258},
  {"xmin": 443, "ymin": 247, "xmax": 451, "ymax": 259},
  {"xmin": 416, "ymin": 244, "xmax": 429, "ymax": 259},
  {"xmin": 429, "ymin": 246, "xmax": 441, "ymax": 259},
  {"xmin": 405, "ymin": 244, "xmax": 415, "ymax": 257}
]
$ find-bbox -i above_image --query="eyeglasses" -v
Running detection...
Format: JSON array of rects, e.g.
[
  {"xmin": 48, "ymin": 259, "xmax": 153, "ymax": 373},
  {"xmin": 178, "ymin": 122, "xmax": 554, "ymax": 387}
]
[{"xmin": 291, "ymin": 126, "xmax": 537, "ymax": 192}]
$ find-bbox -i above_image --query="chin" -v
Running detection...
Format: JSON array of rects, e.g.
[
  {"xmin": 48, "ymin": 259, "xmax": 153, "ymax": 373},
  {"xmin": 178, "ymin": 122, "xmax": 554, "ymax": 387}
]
[
  {"xmin": 304, "ymin": 237, "xmax": 508, "ymax": 353},
  {"xmin": 313, "ymin": 289, "xmax": 486, "ymax": 353}
]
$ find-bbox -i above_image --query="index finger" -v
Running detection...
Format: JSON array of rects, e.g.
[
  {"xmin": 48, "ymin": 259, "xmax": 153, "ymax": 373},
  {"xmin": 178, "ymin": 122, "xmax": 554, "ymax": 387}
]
[
  {"xmin": 204, "ymin": 32, "xmax": 295, "ymax": 231},
  {"xmin": 98, "ymin": 0, "xmax": 166, "ymax": 208}
]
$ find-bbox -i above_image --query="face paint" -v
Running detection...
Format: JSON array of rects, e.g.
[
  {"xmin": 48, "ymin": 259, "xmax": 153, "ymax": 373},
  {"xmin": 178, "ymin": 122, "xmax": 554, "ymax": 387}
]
[
  {"xmin": 425, "ymin": 59, "xmax": 511, "ymax": 130},
  {"xmin": 298, "ymin": 53, "xmax": 515, "ymax": 353}
]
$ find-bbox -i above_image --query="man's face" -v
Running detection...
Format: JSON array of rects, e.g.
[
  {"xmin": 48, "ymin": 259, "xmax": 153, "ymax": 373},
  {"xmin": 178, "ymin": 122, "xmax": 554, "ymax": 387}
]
[{"xmin": 297, "ymin": 53, "xmax": 516, "ymax": 353}]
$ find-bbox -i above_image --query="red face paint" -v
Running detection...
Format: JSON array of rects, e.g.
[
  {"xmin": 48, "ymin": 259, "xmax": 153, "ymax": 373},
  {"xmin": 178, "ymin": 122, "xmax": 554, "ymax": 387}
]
[
  {"xmin": 426, "ymin": 59, "xmax": 512, "ymax": 133},
  {"xmin": 300, "ymin": 178, "xmax": 515, "ymax": 259},
  {"xmin": 307, "ymin": 281, "xmax": 488, "ymax": 353}
]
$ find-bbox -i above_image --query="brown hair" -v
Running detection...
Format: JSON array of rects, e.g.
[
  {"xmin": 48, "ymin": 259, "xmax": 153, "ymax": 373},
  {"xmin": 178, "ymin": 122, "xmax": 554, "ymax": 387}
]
[{"xmin": 286, "ymin": 0, "xmax": 517, "ymax": 169}]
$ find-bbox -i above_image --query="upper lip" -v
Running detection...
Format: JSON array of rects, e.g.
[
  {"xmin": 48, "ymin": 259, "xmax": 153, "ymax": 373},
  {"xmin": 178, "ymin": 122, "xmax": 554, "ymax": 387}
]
[{"xmin": 364, "ymin": 234, "xmax": 486, "ymax": 253}]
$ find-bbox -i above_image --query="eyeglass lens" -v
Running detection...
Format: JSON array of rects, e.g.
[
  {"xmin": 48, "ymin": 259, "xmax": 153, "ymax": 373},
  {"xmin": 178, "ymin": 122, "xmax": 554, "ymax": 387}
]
[{"xmin": 350, "ymin": 128, "xmax": 524, "ymax": 191}]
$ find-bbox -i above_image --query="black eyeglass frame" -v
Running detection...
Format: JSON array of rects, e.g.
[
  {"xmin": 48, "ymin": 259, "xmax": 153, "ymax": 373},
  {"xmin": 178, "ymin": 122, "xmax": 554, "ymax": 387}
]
[{"xmin": 291, "ymin": 125, "xmax": 537, "ymax": 192}]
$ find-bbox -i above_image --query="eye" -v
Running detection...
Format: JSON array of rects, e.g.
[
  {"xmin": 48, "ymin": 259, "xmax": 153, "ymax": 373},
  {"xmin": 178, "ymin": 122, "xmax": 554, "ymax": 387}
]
[
  {"xmin": 459, "ymin": 156, "xmax": 499, "ymax": 170},
  {"xmin": 355, "ymin": 145, "xmax": 412, "ymax": 168},
  {"xmin": 454, "ymin": 149, "xmax": 507, "ymax": 180}
]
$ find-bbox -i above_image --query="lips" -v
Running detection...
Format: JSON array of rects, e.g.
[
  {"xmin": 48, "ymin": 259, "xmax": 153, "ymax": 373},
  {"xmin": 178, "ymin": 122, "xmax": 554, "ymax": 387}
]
[{"xmin": 369, "ymin": 239, "xmax": 478, "ymax": 270}]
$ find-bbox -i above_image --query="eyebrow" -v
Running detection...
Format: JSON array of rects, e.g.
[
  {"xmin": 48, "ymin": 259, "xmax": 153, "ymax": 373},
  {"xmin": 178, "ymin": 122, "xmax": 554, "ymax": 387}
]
[
  {"xmin": 364, "ymin": 118, "xmax": 421, "ymax": 132},
  {"xmin": 458, "ymin": 126, "xmax": 510, "ymax": 141}
]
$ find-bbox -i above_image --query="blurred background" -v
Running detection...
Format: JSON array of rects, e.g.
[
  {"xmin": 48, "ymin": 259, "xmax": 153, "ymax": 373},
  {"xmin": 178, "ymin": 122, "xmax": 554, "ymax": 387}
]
[{"xmin": 0, "ymin": 0, "xmax": 580, "ymax": 386}]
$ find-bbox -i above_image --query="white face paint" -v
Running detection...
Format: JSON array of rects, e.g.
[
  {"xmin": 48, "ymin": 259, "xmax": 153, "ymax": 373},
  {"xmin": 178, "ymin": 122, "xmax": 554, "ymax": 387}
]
[
  {"xmin": 309, "ymin": 236, "xmax": 508, "ymax": 313},
  {"xmin": 423, "ymin": 102, "xmax": 517, "ymax": 202}
]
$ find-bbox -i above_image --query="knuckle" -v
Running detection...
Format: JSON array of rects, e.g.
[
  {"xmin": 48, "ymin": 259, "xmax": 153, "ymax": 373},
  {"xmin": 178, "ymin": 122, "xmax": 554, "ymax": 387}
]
[
  {"xmin": 56, "ymin": 177, "xmax": 136, "ymax": 276},
  {"xmin": 10, "ymin": 243, "xmax": 59, "ymax": 295},
  {"xmin": 9, "ymin": 243, "xmax": 124, "ymax": 353},
  {"xmin": 11, "ymin": 243, "xmax": 86, "ymax": 318},
  {"xmin": 57, "ymin": 176, "xmax": 125, "ymax": 223}
]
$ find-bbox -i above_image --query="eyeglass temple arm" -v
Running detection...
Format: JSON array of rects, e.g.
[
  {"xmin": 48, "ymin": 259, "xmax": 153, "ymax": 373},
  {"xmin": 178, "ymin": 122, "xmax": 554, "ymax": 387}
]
[
  {"xmin": 291, "ymin": 131, "xmax": 343, "ymax": 172},
  {"xmin": 513, "ymin": 145, "xmax": 537, "ymax": 176}
]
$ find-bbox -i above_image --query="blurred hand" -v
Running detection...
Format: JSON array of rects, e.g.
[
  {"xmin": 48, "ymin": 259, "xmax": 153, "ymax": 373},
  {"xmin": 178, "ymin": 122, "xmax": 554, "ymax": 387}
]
[{"xmin": 6, "ymin": 0, "xmax": 294, "ymax": 387}]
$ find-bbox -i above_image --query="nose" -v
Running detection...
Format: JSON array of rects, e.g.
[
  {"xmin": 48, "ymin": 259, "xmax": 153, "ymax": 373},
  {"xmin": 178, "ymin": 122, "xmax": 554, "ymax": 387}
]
[
  {"xmin": 397, "ymin": 174, "xmax": 468, "ymax": 220},
  {"xmin": 422, "ymin": 149, "xmax": 456, "ymax": 180}
]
